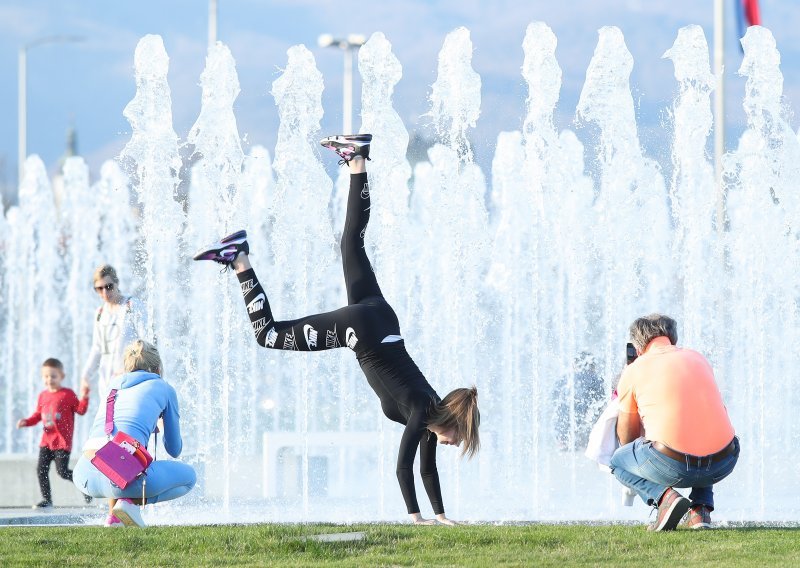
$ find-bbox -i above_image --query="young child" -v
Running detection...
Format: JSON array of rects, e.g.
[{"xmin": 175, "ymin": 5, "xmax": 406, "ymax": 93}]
[{"xmin": 17, "ymin": 358, "xmax": 92, "ymax": 508}]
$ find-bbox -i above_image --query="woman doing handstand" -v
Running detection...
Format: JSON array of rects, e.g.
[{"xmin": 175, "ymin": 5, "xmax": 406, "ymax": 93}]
[{"xmin": 193, "ymin": 134, "xmax": 480, "ymax": 525}]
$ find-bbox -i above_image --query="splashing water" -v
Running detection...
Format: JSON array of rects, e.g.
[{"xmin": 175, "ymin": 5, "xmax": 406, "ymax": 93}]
[{"xmin": 1, "ymin": 24, "xmax": 799, "ymax": 522}]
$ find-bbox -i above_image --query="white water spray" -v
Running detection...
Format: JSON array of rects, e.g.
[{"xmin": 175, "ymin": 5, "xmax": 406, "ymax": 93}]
[{"xmin": 2, "ymin": 24, "xmax": 799, "ymax": 522}]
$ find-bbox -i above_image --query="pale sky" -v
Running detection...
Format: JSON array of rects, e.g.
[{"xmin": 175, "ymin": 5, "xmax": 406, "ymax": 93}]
[{"xmin": 1, "ymin": 0, "xmax": 799, "ymax": 204}]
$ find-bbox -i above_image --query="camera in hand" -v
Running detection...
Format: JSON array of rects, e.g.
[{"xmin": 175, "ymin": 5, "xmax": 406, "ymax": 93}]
[{"xmin": 626, "ymin": 342, "xmax": 637, "ymax": 365}]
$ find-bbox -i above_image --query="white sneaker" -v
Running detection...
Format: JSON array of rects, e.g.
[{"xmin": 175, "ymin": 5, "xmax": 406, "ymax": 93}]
[
  {"xmin": 112, "ymin": 499, "xmax": 146, "ymax": 527},
  {"xmin": 320, "ymin": 134, "xmax": 372, "ymax": 164}
]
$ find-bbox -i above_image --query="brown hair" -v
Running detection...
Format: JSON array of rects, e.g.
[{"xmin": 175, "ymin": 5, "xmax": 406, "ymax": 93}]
[
  {"xmin": 93, "ymin": 264, "xmax": 119, "ymax": 286},
  {"xmin": 123, "ymin": 340, "xmax": 162, "ymax": 374},
  {"xmin": 41, "ymin": 358, "xmax": 64, "ymax": 372},
  {"xmin": 428, "ymin": 386, "xmax": 481, "ymax": 459}
]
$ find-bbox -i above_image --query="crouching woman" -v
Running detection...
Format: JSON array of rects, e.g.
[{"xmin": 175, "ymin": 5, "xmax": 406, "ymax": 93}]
[{"xmin": 73, "ymin": 340, "xmax": 196, "ymax": 527}]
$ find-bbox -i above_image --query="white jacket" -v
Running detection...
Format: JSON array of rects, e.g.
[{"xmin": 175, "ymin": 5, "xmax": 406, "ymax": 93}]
[
  {"xmin": 585, "ymin": 397, "xmax": 636, "ymax": 505},
  {"xmin": 584, "ymin": 397, "xmax": 621, "ymax": 470},
  {"xmin": 80, "ymin": 296, "xmax": 149, "ymax": 396}
]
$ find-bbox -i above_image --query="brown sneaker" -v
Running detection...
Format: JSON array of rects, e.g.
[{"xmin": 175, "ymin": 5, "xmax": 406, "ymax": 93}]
[
  {"xmin": 647, "ymin": 488, "xmax": 691, "ymax": 532},
  {"xmin": 685, "ymin": 505, "xmax": 713, "ymax": 529}
]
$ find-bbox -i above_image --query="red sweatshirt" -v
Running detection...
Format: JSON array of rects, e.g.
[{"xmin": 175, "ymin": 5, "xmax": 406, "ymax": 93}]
[{"xmin": 20, "ymin": 388, "xmax": 90, "ymax": 451}]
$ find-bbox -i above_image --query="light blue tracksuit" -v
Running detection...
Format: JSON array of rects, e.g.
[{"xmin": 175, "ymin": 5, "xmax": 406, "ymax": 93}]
[{"xmin": 73, "ymin": 371, "xmax": 196, "ymax": 503}]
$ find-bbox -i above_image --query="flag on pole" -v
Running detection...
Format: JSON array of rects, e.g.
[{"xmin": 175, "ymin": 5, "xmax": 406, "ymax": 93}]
[
  {"xmin": 742, "ymin": 0, "xmax": 762, "ymax": 26},
  {"xmin": 736, "ymin": 0, "xmax": 762, "ymax": 41}
]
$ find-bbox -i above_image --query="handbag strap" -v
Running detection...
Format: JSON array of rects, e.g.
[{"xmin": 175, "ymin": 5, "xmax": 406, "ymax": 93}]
[
  {"xmin": 104, "ymin": 387, "xmax": 160, "ymax": 453},
  {"xmin": 104, "ymin": 389, "xmax": 118, "ymax": 436}
]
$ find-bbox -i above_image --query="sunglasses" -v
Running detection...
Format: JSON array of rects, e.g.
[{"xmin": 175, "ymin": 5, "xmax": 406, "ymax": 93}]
[{"xmin": 94, "ymin": 283, "xmax": 115, "ymax": 293}]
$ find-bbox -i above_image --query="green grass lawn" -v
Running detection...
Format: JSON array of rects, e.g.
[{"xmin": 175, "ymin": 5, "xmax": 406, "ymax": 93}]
[{"xmin": 2, "ymin": 523, "xmax": 799, "ymax": 567}]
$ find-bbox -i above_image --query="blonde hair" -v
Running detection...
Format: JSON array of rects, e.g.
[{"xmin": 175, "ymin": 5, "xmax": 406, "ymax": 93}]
[
  {"xmin": 123, "ymin": 340, "xmax": 162, "ymax": 374},
  {"xmin": 428, "ymin": 386, "xmax": 481, "ymax": 459},
  {"xmin": 93, "ymin": 264, "xmax": 119, "ymax": 286}
]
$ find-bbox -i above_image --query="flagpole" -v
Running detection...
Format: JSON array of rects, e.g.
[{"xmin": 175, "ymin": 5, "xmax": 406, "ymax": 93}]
[{"xmin": 713, "ymin": 0, "xmax": 725, "ymax": 232}]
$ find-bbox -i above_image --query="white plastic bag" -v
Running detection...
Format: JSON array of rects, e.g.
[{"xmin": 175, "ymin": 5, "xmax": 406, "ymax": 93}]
[{"xmin": 585, "ymin": 397, "xmax": 636, "ymax": 506}]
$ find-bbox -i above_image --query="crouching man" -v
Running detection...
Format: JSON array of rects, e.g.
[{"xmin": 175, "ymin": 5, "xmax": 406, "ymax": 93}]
[{"xmin": 610, "ymin": 314, "xmax": 739, "ymax": 531}]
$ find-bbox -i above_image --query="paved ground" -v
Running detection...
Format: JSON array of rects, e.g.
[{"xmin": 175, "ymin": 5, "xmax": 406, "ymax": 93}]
[
  {"xmin": 0, "ymin": 506, "xmax": 104, "ymax": 526},
  {"xmin": 3, "ymin": 506, "xmax": 799, "ymax": 529}
]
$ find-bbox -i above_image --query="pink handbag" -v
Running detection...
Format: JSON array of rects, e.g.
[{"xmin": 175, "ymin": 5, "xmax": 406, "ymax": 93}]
[{"xmin": 90, "ymin": 389, "xmax": 153, "ymax": 489}]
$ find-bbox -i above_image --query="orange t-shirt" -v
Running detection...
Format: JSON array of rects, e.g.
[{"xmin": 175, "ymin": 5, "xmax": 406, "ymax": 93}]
[{"xmin": 616, "ymin": 337, "xmax": 735, "ymax": 456}]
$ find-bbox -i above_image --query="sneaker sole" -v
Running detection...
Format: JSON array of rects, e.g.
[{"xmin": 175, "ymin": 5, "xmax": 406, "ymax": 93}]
[
  {"xmin": 220, "ymin": 229, "xmax": 247, "ymax": 242},
  {"xmin": 192, "ymin": 246, "xmax": 239, "ymax": 261},
  {"xmin": 689, "ymin": 523, "xmax": 713, "ymax": 530},
  {"xmin": 113, "ymin": 506, "xmax": 145, "ymax": 528},
  {"xmin": 321, "ymin": 134, "xmax": 372, "ymax": 144},
  {"xmin": 320, "ymin": 135, "xmax": 372, "ymax": 160},
  {"xmin": 192, "ymin": 230, "xmax": 248, "ymax": 261},
  {"xmin": 654, "ymin": 496, "xmax": 691, "ymax": 531}
]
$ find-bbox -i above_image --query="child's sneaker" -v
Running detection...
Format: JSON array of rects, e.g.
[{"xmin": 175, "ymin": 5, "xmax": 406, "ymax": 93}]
[
  {"xmin": 320, "ymin": 134, "xmax": 372, "ymax": 164},
  {"xmin": 32, "ymin": 500, "xmax": 52, "ymax": 509},
  {"xmin": 192, "ymin": 230, "xmax": 249, "ymax": 267},
  {"xmin": 112, "ymin": 498, "xmax": 146, "ymax": 528},
  {"xmin": 104, "ymin": 514, "xmax": 124, "ymax": 527}
]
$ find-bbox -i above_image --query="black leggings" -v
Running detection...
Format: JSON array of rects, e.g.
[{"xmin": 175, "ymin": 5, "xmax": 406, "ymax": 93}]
[
  {"xmin": 237, "ymin": 172, "xmax": 400, "ymax": 353},
  {"xmin": 37, "ymin": 447, "xmax": 73, "ymax": 503}
]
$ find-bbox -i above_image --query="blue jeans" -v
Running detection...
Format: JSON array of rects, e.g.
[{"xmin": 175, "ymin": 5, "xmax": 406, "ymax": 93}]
[
  {"xmin": 609, "ymin": 437, "xmax": 739, "ymax": 509},
  {"xmin": 73, "ymin": 456, "xmax": 196, "ymax": 504}
]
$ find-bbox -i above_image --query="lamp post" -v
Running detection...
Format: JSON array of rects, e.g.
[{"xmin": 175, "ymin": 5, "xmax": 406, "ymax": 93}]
[
  {"xmin": 17, "ymin": 35, "xmax": 84, "ymax": 184},
  {"xmin": 209, "ymin": 0, "xmax": 218, "ymax": 49},
  {"xmin": 318, "ymin": 34, "xmax": 366, "ymax": 134},
  {"xmin": 713, "ymin": 0, "xmax": 725, "ymax": 233}
]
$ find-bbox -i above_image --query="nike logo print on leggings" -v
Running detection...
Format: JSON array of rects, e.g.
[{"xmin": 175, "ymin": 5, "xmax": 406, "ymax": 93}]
[
  {"xmin": 303, "ymin": 324, "xmax": 318, "ymax": 349},
  {"xmin": 346, "ymin": 327, "xmax": 358, "ymax": 350},
  {"xmin": 247, "ymin": 293, "xmax": 266, "ymax": 314}
]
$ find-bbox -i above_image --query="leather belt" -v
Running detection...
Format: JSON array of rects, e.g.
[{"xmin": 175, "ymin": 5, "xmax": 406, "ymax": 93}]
[{"xmin": 651, "ymin": 438, "xmax": 736, "ymax": 466}]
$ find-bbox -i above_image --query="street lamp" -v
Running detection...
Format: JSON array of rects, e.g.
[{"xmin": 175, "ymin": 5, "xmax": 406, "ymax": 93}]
[
  {"xmin": 318, "ymin": 34, "xmax": 366, "ymax": 134},
  {"xmin": 18, "ymin": 35, "xmax": 84, "ymax": 185},
  {"xmin": 209, "ymin": 0, "xmax": 218, "ymax": 49},
  {"xmin": 713, "ymin": 0, "xmax": 725, "ymax": 233}
]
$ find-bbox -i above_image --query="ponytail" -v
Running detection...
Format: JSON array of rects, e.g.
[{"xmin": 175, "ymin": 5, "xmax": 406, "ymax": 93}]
[{"xmin": 428, "ymin": 386, "xmax": 481, "ymax": 459}]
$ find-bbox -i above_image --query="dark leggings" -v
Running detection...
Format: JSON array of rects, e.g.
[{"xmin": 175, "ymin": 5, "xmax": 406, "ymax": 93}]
[
  {"xmin": 37, "ymin": 447, "xmax": 72, "ymax": 503},
  {"xmin": 237, "ymin": 172, "xmax": 399, "ymax": 352}
]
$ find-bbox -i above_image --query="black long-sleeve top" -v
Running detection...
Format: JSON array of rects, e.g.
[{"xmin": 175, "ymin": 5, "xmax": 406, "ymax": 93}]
[{"xmin": 357, "ymin": 341, "xmax": 444, "ymax": 515}]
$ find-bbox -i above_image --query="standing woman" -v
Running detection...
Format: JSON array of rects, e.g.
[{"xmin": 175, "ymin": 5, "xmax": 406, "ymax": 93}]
[
  {"xmin": 80, "ymin": 265, "xmax": 148, "ymax": 397},
  {"xmin": 193, "ymin": 134, "xmax": 480, "ymax": 525}
]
